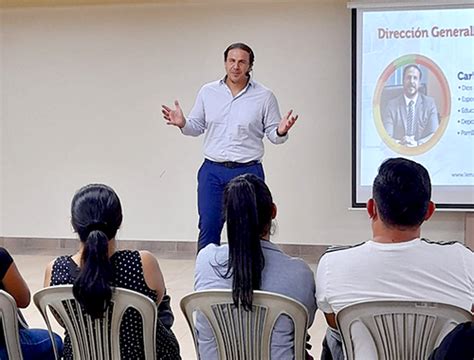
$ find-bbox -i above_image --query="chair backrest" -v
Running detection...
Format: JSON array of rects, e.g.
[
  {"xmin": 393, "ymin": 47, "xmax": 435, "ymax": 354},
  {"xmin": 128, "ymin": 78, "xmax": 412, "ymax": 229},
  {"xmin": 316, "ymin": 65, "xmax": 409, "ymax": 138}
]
[
  {"xmin": 33, "ymin": 285, "xmax": 157, "ymax": 360},
  {"xmin": 0, "ymin": 290, "xmax": 23, "ymax": 360},
  {"xmin": 336, "ymin": 300, "xmax": 472, "ymax": 360},
  {"xmin": 180, "ymin": 289, "xmax": 309, "ymax": 360}
]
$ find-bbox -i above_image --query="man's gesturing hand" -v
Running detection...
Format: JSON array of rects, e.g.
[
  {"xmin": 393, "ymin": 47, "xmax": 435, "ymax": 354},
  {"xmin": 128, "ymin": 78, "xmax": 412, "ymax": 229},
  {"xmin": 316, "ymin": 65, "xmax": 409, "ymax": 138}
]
[
  {"xmin": 162, "ymin": 100, "xmax": 186, "ymax": 129},
  {"xmin": 277, "ymin": 109, "xmax": 299, "ymax": 136}
]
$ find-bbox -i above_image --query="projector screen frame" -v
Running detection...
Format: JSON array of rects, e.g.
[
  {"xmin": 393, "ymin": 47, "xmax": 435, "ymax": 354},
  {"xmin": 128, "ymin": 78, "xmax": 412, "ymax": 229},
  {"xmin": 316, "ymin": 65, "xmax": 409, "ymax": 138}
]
[{"xmin": 350, "ymin": 4, "xmax": 474, "ymax": 210}]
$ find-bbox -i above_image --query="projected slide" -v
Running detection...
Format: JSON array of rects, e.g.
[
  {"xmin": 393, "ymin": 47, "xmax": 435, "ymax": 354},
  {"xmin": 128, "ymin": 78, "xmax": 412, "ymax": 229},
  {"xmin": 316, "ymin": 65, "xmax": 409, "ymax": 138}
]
[{"xmin": 355, "ymin": 6, "xmax": 474, "ymax": 207}]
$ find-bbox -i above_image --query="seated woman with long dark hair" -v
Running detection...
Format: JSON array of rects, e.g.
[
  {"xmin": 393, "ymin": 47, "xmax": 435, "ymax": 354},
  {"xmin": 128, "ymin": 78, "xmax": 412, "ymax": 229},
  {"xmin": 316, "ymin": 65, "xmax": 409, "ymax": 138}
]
[
  {"xmin": 195, "ymin": 174, "xmax": 317, "ymax": 359},
  {"xmin": 43, "ymin": 184, "xmax": 181, "ymax": 359}
]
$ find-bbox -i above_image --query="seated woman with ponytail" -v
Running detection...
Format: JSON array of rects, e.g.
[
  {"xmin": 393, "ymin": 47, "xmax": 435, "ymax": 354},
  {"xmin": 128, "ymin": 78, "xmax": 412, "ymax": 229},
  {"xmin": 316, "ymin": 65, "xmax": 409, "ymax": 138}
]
[
  {"xmin": 194, "ymin": 174, "xmax": 317, "ymax": 359},
  {"xmin": 44, "ymin": 184, "xmax": 181, "ymax": 359}
]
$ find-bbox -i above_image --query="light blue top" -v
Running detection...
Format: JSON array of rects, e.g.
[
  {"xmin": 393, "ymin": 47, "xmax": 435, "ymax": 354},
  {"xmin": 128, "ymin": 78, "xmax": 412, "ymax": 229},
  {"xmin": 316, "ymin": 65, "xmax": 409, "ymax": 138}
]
[
  {"xmin": 181, "ymin": 78, "xmax": 288, "ymax": 162},
  {"xmin": 194, "ymin": 241, "xmax": 317, "ymax": 359}
]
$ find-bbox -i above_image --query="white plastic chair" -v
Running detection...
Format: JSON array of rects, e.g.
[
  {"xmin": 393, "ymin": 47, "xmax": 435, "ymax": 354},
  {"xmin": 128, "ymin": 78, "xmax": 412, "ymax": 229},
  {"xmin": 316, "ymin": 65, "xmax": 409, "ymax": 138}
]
[
  {"xmin": 336, "ymin": 300, "xmax": 472, "ymax": 360},
  {"xmin": 0, "ymin": 290, "xmax": 23, "ymax": 360},
  {"xmin": 33, "ymin": 285, "xmax": 157, "ymax": 360},
  {"xmin": 180, "ymin": 289, "xmax": 309, "ymax": 360}
]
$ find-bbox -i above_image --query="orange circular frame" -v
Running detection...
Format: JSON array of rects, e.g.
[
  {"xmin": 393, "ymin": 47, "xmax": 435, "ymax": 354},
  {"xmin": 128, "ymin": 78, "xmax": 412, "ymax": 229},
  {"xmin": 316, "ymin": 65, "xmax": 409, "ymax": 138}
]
[{"xmin": 373, "ymin": 54, "xmax": 451, "ymax": 155}]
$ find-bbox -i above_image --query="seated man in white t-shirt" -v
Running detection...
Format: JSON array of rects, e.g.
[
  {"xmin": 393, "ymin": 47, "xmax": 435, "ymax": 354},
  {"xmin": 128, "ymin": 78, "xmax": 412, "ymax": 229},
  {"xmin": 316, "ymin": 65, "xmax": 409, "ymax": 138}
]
[{"xmin": 315, "ymin": 157, "xmax": 473, "ymax": 360}]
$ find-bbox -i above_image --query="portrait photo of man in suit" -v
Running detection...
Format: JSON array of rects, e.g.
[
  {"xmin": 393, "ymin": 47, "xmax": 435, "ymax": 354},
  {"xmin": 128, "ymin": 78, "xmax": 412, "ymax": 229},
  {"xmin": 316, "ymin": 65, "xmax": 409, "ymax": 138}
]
[{"xmin": 382, "ymin": 64, "xmax": 439, "ymax": 147}]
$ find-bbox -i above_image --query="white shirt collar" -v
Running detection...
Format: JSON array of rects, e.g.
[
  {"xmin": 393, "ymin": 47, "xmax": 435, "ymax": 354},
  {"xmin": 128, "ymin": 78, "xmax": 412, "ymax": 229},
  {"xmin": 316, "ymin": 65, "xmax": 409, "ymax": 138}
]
[
  {"xmin": 404, "ymin": 93, "xmax": 418, "ymax": 106},
  {"xmin": 219, "ymin": 75, "xmax": 254, "ymax": 87}
]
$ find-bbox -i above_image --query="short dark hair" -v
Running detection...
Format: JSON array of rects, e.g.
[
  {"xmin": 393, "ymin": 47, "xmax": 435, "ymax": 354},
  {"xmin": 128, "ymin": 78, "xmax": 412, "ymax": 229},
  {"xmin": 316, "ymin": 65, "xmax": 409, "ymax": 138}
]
[
  {"xmin": 403, "ymin": 64, "xmax": 422, "ymax": 80},
  {"xmin": 224, "ymin": 42, "xmax": 255, "ymax": 68},
  {"xmin": 373, "ymin": 158, "xmax": 431, "ymax": 229}
]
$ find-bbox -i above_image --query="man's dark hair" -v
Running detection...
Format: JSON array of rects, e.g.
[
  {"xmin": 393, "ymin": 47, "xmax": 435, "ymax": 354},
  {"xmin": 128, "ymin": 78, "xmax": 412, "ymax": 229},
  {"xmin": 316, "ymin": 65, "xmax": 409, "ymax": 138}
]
[
  {"xmin": 403, "ymin": 64, "xmax": 422, "ymax": 80},
  {"xmin": 224, "ymin": 42, "xmax": 255, "ymax": 68},
  {"xmin": 373, "ymin": 158, "xmax": 431, "ymax": 229}
]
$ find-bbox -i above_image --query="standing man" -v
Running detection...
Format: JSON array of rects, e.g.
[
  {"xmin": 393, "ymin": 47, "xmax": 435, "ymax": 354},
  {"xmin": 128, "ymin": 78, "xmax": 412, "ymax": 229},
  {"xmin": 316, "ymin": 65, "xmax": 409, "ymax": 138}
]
[
  {"xmin": 162, "ymin": 43, "xmax": 298, "ymax": 252},
  {"xmin": 383, "ymin": 64, "xmax": 439, "ymax": 146}
]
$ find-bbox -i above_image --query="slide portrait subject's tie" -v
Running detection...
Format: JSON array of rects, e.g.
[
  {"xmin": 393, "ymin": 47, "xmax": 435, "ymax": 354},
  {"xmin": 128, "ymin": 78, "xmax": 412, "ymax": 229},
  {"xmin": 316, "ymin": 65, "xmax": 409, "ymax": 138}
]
[{"xmin": 407, "ymin": 100, "xmax": 415, "ymax": 136}]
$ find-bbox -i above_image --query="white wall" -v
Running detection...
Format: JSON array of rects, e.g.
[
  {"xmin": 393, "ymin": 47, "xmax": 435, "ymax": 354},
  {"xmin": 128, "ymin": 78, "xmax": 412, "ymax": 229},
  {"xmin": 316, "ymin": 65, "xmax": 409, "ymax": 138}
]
[{"xmin": 0, "ymin": 1, "xmax": 465, "ymax": 244}]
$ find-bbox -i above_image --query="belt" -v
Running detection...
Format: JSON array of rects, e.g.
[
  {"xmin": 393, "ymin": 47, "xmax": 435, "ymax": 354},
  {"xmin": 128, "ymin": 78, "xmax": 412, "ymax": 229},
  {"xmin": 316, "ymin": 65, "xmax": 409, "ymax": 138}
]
[{"xmin": 205, "ymin": 159, "xmax": 260, "ymax": 169}]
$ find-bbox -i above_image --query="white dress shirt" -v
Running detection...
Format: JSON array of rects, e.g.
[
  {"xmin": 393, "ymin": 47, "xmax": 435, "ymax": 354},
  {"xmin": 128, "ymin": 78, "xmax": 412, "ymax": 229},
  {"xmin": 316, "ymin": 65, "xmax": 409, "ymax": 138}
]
[{"xmin": 181, "ymin": 78, "xmax": 288, "ymax": 162}]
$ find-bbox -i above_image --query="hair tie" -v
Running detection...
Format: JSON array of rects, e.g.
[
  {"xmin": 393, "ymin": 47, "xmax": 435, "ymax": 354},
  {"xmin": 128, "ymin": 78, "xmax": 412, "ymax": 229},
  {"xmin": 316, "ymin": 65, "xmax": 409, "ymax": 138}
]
[{"xmin": 86, "ymin": 222, "xmax": 108, "ymax": 234}]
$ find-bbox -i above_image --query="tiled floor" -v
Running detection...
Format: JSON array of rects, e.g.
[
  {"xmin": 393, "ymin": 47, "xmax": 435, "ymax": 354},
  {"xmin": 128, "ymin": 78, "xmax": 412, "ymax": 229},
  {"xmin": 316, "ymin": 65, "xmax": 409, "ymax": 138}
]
[{"xmin": 13, "ymin": 249, "xmax": 327, "ymax": 359}]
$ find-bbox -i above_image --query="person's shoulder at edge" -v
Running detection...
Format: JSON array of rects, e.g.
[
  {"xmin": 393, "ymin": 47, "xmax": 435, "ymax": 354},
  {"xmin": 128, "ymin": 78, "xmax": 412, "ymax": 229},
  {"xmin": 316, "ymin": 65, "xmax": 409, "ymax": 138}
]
[
  {"xmin": 194, "ymin": 243, "xmax": 228, "ymax": 290},
  {"xmin": 281, "ymin": 251, "xmax": 316, "ymax": 290},
  {"xmin": 49, "ymin": 255, "xmax": 73, "ymax": 269},
  {"xmin": 420, "ymin": 238, "xmax": 472, "ymax": 250},
  {"xmin": 138, "ymin": 250, "xmax": 165, "ymax": 303},
  {"xmin": 112, "ymin": 248, "xmax": 138, "ymax": 258},
  {"xmin": 250, "ymin": 79, "xmax": 276, "ymax": 97},
  {"xmin": 200, "ymin": 79, "xmax": 224, "ymax": 92},
  {"xmin": 419, "ymin": 92, "xmax": 436, "ymax": 103},
  {"xmin": 44, "ymin": 255, "xmax": 74, "ymax": 287},
  {"xmin": 383, "ymin": 93, "xmax": 404, "ymax": 113},
  {"xmin": 268, "ymin": 245, "xmax": 318, "ymax": 320},
  {"xmin": 319, "ymin": 241, "xmax": 369, "ymax": 260},
  {"xmin": 196, "ymin": 243, "xmax": 228, "ymax": 264},
  {"xmin": 268, "ymin": 244, "xmax": 315, "ymax": 286},
  {"xmin": 278, "ymin": 250, "xmax": 314, "ymax": 274},
  {"xmin": 0, "ymin": 247, "xmax": 13, "ymax": 267},
  {"xmin": 419, "ymin": 238, "xmax": 474, "ymax": 260}
]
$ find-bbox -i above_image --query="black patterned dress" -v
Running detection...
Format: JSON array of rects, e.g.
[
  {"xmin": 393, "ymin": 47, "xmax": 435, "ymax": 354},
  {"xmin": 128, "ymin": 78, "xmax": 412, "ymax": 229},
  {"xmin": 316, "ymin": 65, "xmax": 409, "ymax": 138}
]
[{"xmin": 50, "ymin": 250, "xmax": 181, "ymax": 359}]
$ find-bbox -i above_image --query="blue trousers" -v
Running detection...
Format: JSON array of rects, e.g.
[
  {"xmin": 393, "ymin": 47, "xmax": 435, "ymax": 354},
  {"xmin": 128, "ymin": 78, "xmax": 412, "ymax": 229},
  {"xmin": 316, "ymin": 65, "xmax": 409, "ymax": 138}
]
[
  {"xmin": 197, "ymin": 159, "xmax": 264, "ymax": 252},
  {"xmin": 321, "ymin": 328, "xmax": 344, "ymax": 360},
  {"xmin": 0, "ymin": 328, "xmax": 63, "ymax": 360}
]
